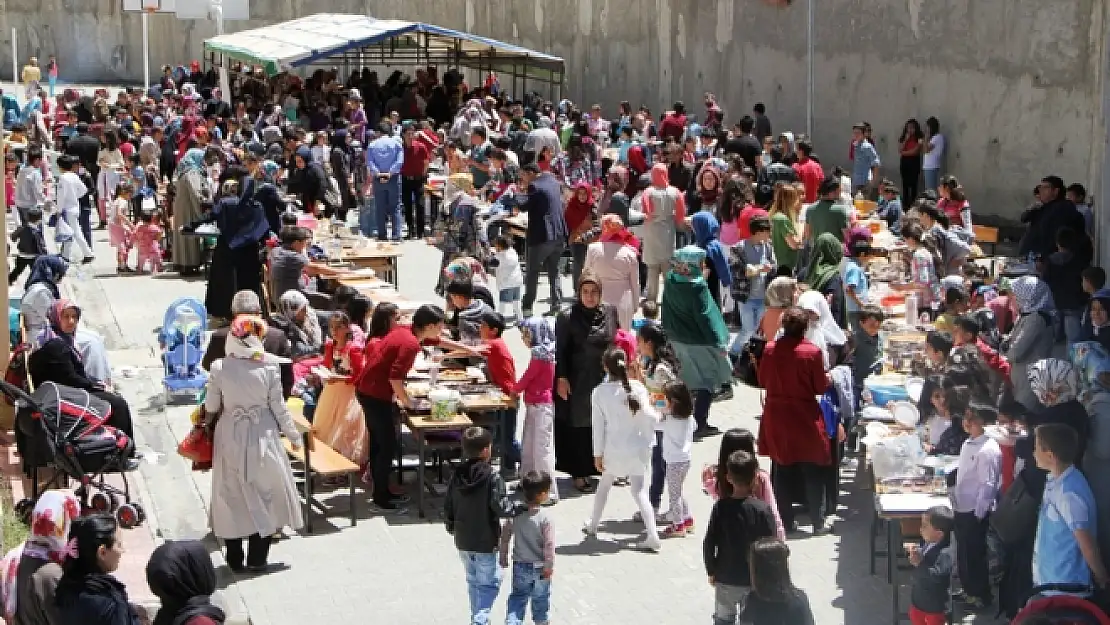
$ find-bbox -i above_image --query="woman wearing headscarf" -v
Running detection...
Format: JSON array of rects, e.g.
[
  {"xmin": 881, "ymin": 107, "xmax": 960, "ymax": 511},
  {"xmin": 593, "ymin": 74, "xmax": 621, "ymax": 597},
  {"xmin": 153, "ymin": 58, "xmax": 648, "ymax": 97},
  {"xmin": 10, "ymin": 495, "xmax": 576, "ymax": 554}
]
[
  {"xmin": 1004, "ymin": 276, "xmax": 1057, "ymax": 411},
  {"xmin": 286, "ymin": 146, "xmax": 327, "ymax": 216},
  {"xmin": 1071, "ymin": 342, "xmax": 1110, "ymax": 573},
  {"xmin": 554, "ymin": 272, "xmax": 618, "ymax": 492},
  {"xmin": 661, "ymin": 246, "xmax": 732, "ymax": 437},
  {"xmin": 206, "ymin": 315, "xmax": 303, "ymax": 573},
  {"xmin": 172, "ymin": 148, "xmax": 211, "ymax": 273},
  {"xmin": 690, "ymin": 211, "xmax": 732, "ymax": 307},
  {"xmin": 582, "ymin": 215, "xmax": 641, "ymax": 330},
  {"xmin": 796, "ymin": 290, "xmax": 848, "ymax": 370},
  {"xmin": 803, "ymin": 232, "xmax": 846, "ymax": 327},
  {"xmin": 192, "ymin": 173, "xmax": 268, "ymax": 321},
  {"xmin": 759, "ymin": 276, "xmax": 798, "ymax": 340},
  {"xmin": 1027, "ymin": 358, "xmax": 1089, "ymax": 465},
  {"xmin": 145, "ymin": 540, "xmax": 224, "ymax": 625},
  {"xmin": 328, "ymin": 129, "xmax": 354, "ymax": 222},
  {"xmin": 21, "ymin": 255, "xmax": 68, "ymax": 338},
  {"xmin": 1081, "ymin": 288, "xmax": 1110, "ymax": 351},
  {"xmin": 27, "ymin": 300, "xmax": 135, "ymax": 439},
  {"xmin": 270, "ymin": 290, "xmax": 324, "ymax": 367},
  {"xmin": 597, "ymin": 165, "xmax": 631, "ymax": 226},
  {"xmin": 0, "ymin": 490, "xmax": 80, "ymax": 625},
  {"xmin": 565, "ymin": 181, "xmax": 598, "ymax": 289},
  {"xmin": 758, "ymin": 306, "xmax": 833, "ymax": 534},
  {"xmin": 435, "ymin": 173, "xmax": 483, "ymax": 294},
  {"xmin": 642, "ymin": 163, "xmax": 687, "ymax": 301},
  {"xmin": 202, "ymin": 291, "xmax": 293, "ymax": 397}
]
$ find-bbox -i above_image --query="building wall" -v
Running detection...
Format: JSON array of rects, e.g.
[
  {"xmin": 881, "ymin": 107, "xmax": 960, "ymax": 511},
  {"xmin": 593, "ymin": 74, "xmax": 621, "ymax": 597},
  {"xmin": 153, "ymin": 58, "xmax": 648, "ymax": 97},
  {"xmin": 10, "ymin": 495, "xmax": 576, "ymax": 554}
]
[{"xmin": 1, "ymin": 0, "xmax": 1106, "ymax": 222}]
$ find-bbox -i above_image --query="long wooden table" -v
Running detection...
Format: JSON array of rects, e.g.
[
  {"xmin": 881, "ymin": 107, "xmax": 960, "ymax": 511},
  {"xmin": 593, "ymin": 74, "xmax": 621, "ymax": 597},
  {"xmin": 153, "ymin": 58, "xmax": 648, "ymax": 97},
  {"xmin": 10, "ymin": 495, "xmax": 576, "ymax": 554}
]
[{"xmin": 338, "ymin": 247, "xmax": 403, "ymax": 288}]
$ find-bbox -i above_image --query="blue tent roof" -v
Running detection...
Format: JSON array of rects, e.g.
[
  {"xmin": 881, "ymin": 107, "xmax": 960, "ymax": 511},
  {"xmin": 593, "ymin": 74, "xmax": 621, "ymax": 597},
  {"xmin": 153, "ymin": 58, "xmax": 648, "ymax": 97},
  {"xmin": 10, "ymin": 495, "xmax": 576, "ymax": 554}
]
[{"xmin": 204, "ymin": 14, "xmax": 564, "ymax": 81}]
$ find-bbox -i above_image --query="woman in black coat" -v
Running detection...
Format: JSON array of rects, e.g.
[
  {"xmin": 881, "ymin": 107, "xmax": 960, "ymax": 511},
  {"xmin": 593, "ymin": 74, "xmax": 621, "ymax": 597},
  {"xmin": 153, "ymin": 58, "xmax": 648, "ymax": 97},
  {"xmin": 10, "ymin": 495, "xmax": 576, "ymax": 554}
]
[
  {"xmin": 55, "ymin": 514, "xmax": 144, "ymax": 625},
  {"xmin": 328, "ymin": 129, "xmax": 355, "ymax": 222},
  {"xmin": 28, "ymin": 300, "xmax": 134, "ymax": 440},
  {"xmin": 553, "ymin": 272, "xmax": 618, "ymax": 492}
]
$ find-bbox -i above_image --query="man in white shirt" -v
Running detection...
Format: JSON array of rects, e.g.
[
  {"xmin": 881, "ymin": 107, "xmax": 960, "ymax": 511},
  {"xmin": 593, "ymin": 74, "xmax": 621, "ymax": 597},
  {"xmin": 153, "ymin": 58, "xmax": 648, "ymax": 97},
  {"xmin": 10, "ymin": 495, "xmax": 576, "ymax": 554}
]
[
  {"xmin": 923, "ymin": 116, "xmax": 946, "ymax": 193},
  {"xmin": 55, "ymin": 155, "xmax": 95, "ymax": 263}
]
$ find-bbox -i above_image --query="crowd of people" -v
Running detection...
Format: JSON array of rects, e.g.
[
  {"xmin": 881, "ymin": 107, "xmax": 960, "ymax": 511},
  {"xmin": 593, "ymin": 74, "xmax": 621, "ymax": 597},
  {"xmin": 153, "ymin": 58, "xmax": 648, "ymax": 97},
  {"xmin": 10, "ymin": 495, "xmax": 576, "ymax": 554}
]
[{"xmin": 0, "ymin": 48, "xmax": 1107, "ymax": 625}]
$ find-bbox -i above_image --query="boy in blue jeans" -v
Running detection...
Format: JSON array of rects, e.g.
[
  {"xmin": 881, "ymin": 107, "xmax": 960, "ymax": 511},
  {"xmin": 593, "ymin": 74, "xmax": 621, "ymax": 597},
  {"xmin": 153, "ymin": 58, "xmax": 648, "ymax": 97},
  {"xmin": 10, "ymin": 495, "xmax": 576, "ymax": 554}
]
[
  {"xmin": 499, "ymin": 471, "xmax": 555, "ymax": 625},
  {"xmin": 445, "ymin": 427, "xmax": 519, "ymax": 625}
]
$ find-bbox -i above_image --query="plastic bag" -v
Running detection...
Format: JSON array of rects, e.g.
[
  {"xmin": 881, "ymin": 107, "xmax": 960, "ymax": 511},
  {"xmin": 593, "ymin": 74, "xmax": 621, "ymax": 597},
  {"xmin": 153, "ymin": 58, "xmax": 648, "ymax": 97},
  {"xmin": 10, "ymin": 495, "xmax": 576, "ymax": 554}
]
[
  {"xmin": 870, "ymin": 433, "xmax": 925, "ymax": 479},
  {"xmin": 177, "ymin": 424, "xmax": 213, "ymax": 465}
]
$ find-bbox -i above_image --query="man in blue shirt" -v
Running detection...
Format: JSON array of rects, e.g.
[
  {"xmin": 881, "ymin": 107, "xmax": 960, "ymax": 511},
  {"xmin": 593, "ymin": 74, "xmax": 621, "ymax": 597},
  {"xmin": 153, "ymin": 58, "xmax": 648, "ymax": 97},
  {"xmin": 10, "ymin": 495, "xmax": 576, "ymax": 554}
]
[
  {"xmin": 366, "ymin": 120, "xmax": 405, "ymax": 241},
  {"xmin": 1033, "ymin": 423, "xmax": 1109, "ymax": 594},
  {"xmin": 851, "ymin": 123, "xmax": 880, "ymax": 199}
]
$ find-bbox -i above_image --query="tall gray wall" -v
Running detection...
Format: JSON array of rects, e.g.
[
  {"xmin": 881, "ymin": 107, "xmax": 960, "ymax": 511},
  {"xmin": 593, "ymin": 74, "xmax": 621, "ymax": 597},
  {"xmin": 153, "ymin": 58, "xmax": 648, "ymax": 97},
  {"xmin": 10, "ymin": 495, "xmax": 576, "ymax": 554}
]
[{"xmin": 2, "ymin": 0, "xmax": 1107, "ymax": 222}]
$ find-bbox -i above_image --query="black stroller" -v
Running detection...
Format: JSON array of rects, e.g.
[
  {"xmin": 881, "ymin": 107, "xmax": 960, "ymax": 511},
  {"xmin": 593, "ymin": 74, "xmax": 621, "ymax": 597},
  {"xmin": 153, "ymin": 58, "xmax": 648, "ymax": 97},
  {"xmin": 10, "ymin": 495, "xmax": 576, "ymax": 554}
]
[{"xmin": 0, "ymin": 379, "xmax": 146, "ymax": 528}]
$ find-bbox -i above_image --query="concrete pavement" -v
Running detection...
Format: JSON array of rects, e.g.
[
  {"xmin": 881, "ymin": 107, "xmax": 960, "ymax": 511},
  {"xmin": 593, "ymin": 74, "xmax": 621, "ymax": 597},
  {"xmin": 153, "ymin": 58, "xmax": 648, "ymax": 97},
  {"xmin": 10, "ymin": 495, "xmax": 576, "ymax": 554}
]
[{"xmin": 66, "ymin": 222, "xmax": 1010, "ymax": 625}]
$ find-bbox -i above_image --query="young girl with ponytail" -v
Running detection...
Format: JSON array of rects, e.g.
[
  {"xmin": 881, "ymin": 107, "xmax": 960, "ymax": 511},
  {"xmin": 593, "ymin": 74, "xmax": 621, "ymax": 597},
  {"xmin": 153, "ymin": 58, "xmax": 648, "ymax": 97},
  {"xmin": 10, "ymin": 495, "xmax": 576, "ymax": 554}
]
[{"xmin": 583, "ymin": 347, "xmax": 662, "ymax": 551}]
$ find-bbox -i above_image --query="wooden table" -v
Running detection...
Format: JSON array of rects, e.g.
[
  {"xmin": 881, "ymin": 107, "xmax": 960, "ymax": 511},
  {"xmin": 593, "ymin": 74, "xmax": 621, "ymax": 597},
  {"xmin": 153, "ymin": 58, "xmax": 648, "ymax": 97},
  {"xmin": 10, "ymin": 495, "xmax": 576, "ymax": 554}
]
[
  {"xmin": 340, "ymin": 247, "xmax": 403, "ymax": 288},
  {"xmin": 403, "ymin": 412, "xmax": 473, "ymax": 518},
  {"xmin": 871, "ymin": 492, "xmax": 951, "ymax": 624}
]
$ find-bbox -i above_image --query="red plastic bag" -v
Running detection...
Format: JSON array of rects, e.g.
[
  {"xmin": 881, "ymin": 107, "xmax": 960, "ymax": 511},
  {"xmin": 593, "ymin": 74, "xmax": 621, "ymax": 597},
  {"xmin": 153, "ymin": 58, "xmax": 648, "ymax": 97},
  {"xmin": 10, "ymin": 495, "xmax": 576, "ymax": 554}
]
[{"xmin": 177, "ymin": 425, "xmax": 213, "ymax": 464}]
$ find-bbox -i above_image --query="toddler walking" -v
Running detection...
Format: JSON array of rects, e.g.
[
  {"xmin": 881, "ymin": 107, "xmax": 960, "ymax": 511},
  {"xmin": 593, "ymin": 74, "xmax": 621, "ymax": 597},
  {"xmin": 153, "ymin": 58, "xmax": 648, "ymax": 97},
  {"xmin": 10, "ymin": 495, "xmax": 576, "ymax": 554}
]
[
  {"xmin": 109, "ymin": 181, "xmax": 136, "ymax": 272},
  {"xmin": 132, "ymin": 211, "xmax": 165, "ymax": 273},
  {"xmin": 499, "ymin": 471, "xmax": 555, "ymax": 625},
  {"xmin": 583, "ymin": 347, "xmax": 661, "ymax": 551},
  {"xmin": 660, "ymin": 380, "xmax": 696, "ymax": 537},
  {"xmin": 492, "ymin": 236, "xmax": 524, "ymax": 323},
  {"xmin": 515, "ymin": 316, "xmax": 558, "ymax": 503}
]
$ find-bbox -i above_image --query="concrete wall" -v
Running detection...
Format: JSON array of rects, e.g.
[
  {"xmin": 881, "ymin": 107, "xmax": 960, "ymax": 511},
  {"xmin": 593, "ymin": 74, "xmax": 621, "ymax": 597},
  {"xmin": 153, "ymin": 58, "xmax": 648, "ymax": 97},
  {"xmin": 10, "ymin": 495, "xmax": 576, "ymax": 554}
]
[{"xmin": 1, "ymin": 0, "xmax": 1107, "ymax": 222}]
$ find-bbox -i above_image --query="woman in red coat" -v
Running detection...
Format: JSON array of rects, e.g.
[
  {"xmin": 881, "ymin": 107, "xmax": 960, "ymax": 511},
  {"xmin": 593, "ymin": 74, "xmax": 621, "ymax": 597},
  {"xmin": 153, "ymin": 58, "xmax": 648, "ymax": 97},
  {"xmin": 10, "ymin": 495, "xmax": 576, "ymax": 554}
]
[{"xmin": 757, "ymin": 306, "xmax": 833, "ymax": 535}]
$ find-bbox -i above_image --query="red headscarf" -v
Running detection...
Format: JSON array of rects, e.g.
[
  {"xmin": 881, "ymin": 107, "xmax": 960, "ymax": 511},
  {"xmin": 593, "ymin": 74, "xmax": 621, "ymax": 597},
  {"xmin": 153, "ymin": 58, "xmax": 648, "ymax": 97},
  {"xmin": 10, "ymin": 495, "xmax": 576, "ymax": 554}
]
[
  {"xmin": 564, "ymin": 182, "xmax": 595, "ymax": 233},
  {"xmin": 627, "ymin": 144, "xmax": 648, "ymax": 177},
  {"xmin": 600, "ymin": 214, "xmax": 640, "ymax": 249},
  {"xmin": 175, "ymin": 115, "xmax": 198, "ymax": 162}
]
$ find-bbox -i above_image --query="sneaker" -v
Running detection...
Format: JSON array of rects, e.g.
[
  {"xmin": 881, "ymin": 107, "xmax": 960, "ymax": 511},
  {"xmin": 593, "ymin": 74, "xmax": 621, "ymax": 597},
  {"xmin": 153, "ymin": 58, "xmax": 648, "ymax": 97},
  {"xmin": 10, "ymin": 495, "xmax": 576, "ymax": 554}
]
[
  {"xmin": 81, "ymin": 256, "xmax": 95, "ymax": 265},
  {"xmin": 581, "ymin": 522, "xmax": 597, "ymax": 537},
  {"xmin": 661, "ymin": 524, "xmax": 686, "ymax": 538},
  {"xmin": 683, "ymin": 518, "xmax": 696, "ymax": 534},
  {"xmin": 632, "ymin": 509, "xmax": 664, "ymax": 524},
  {"xmin": 636, "ymin": 539, "xmax": 662, "ymax": 552},
  {"xmin": 693, "ymin": 425, "xmax": 721, "ymax": 439}
]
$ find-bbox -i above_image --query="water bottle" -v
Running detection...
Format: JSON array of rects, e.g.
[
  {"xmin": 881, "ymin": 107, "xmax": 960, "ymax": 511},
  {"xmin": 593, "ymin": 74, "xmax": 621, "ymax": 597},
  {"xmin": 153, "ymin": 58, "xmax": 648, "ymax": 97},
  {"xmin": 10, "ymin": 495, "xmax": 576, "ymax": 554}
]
[{"xmin": 904, "ymin": 293, "xmax": 918, "ymax": 326}]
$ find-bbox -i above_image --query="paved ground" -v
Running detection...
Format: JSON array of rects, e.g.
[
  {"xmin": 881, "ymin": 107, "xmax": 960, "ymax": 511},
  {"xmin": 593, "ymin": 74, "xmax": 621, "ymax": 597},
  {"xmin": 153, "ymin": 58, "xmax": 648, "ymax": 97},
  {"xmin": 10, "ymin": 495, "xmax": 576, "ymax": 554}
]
[{"xmin": 55, "ymin": 227, "xmax": 1016, "ymax": 625}]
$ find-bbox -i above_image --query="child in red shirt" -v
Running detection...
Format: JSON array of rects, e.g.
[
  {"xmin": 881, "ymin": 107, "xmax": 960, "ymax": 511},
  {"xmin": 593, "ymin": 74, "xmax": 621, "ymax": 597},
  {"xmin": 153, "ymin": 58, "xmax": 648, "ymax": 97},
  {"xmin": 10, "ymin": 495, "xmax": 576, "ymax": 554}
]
[{"xmin": 480, "ymin": 311, "xmax": 520, "ymax": 477}]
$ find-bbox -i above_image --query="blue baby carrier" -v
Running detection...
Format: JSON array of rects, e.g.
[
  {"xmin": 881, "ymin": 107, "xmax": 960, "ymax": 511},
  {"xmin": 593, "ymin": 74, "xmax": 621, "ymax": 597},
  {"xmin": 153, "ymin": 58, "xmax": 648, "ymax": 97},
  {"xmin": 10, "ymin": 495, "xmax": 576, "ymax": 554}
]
[{"xmin": 160, "ymin": 298, "xmax": 208, "ymax": 401}]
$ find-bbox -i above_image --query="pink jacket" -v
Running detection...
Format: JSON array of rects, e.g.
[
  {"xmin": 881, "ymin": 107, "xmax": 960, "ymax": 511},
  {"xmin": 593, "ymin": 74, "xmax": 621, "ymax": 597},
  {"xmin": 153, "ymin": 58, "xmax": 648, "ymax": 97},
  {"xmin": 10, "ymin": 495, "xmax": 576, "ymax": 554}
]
[
  {"xmin": 701, "ymin": 465, "xmax": 786, "ymax": 540},
  {"xmin": 514, "ymin": 358, "xmax": 555, "ymax": 405}
]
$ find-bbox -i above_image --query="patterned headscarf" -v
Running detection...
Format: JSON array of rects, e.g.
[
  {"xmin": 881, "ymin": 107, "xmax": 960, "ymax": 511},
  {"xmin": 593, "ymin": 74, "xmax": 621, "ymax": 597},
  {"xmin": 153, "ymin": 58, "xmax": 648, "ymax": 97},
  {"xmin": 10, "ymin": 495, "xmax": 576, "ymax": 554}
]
[
  {"xmin": 519, "ymin": 316, "xmax": 556, "ymax": 362},
  {"xmin": 1029, "ymin": 358, "xmax": 1080, "ymax": 406},
  {"xmin": 278, "ymin": 290, "xmax": 323, "ymax": 349},
  {"xmin": 1012, "ymin": 275, "xmax": 1055, "ymax": 314},
  {"xmin": 1070, "ymin": 341, "xmax": 1110, "ymax": 403},
  {"xmin": 443, "ymin": 256, "xmax": 489, "ymax": 288},
  {"xmin": 599, "ymin": 214, "xmax": 639, "ymax": 249},
  {"xmin": 224, "ymin": 315, "xmax": 289, "ymax": 363},
  {"xmin": 0, "ymin": 491, "xmax": 81, "ymax": 620},
  {"xmin": 765, "ymin": 277, "xmax": 798, "ymax": 309},
  {"xmin": 174, "ymin": 147, "xmax": 207, "ymax": 179},
  {"xmin": 668, "ymin": 245, "xmax": 707, "ymax": 284}
]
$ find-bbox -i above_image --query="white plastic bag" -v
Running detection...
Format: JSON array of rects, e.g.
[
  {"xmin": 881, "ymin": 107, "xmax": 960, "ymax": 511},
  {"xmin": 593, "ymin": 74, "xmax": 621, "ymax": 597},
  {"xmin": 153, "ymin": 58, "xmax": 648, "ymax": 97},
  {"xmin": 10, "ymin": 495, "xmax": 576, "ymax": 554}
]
[{"xmin": 870, "ymin": 433, "xmax": 925, "ymax": 479}]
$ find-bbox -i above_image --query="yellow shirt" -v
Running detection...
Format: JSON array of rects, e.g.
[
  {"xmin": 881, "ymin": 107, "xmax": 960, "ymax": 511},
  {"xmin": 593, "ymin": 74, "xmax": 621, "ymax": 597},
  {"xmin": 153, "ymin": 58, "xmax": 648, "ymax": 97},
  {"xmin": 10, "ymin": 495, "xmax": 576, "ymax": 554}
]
[{"xmin": 21, "ymin": 65, "xmax": 40, "ymax": 84}]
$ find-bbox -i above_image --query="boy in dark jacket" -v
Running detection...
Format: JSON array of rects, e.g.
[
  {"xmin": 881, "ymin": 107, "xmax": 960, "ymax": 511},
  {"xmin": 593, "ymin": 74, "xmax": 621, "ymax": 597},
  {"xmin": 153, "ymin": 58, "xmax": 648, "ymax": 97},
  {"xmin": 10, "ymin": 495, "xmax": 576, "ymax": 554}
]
[
  {"xmin": 8, "ymin": 206, "xmax": 47, "ymax": 284},
  {"xmin": 908, "ymin": 505, "xmax": 955, "ymax": 625},
  {"xmin": 444, "ymin": 427, "xmax": 518, "ymax": 625},
  {"xmin": 703, "ymin": 450, "xmax": 776, "ymax": 625}
]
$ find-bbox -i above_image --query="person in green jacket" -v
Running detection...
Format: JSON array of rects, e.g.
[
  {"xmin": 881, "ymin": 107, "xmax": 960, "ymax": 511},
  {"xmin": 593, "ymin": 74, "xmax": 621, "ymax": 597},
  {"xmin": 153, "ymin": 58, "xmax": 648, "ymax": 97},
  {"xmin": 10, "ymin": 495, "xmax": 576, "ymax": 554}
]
[{"xmin": 661, "ymin": 245, "xmax": 733, "ymax": 438}]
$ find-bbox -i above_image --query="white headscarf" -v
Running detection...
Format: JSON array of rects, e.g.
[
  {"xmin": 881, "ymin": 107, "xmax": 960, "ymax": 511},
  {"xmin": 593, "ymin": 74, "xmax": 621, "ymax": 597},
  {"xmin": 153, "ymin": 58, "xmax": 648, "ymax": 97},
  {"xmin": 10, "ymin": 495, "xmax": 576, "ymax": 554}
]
[
  {"xmin": 1012, "ymin": 275, "xmax": 1055, "ymax": 315},
  {"xmin": 1029, "ymin": 358, "xmax": 1080, "ymax": 406},
  {"xmin": 797, "ymin": 290, "xmax": 847, "ymax": 369}
]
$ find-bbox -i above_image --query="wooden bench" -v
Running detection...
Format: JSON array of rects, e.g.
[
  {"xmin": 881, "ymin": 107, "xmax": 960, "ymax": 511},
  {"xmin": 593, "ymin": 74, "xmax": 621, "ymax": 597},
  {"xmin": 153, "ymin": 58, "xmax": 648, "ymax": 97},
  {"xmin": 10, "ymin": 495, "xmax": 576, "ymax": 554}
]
[{"xmin": 282, "ymin": 404, "xmax": 360, "ymax": 533}]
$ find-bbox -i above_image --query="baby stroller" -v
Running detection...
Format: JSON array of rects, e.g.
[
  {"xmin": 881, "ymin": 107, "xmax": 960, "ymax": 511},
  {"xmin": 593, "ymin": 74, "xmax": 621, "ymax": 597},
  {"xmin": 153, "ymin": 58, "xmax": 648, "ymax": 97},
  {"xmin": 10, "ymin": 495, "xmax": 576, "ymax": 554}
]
[
  {"xmin": 1011, "ymin": 584, "xmax": 1110, "ymax": 624},
  {"xmin": 160, "ymin": 297, "xmax": 208, "ymax": 403},
  {"xmin": 0, "ymin": 379, "xmax": 145, "ymax": 528}
]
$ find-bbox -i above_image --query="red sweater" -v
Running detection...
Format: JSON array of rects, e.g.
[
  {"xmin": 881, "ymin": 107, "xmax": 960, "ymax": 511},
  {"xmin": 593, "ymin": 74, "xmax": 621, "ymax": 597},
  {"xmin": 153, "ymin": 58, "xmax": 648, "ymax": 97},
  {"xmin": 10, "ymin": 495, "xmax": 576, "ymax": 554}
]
[{"xmin": 484, "ymin": 338, "xmax": 516, "ymax": 396}]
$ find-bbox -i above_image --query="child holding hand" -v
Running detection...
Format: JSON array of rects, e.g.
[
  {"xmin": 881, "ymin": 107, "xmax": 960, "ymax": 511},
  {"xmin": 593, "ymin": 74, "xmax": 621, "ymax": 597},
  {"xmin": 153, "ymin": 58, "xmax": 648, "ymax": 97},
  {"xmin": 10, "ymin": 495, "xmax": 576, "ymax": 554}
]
[{"xmin": 109, "ymin": 181, "xmax": 136, "ymax": 272}]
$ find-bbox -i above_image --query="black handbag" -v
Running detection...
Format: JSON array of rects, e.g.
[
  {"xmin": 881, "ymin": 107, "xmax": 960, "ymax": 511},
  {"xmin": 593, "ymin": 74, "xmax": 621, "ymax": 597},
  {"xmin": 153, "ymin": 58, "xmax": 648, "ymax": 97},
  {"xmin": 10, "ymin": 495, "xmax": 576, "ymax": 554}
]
[{"xmin": 990, "ymin": 468, "xmax": 1044, "ymax": 545}]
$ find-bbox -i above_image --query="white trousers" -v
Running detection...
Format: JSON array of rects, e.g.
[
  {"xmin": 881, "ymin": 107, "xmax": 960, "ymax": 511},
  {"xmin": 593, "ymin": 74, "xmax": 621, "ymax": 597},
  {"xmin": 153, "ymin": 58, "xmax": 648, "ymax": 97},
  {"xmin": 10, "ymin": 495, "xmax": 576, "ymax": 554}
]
[
  {"xmin": 588, "ymin": 472, "xmax": 660, "ymax": 544},
  {"xmin": 521, "ymin": 403, "xmax": 557, "ymax": 501}
]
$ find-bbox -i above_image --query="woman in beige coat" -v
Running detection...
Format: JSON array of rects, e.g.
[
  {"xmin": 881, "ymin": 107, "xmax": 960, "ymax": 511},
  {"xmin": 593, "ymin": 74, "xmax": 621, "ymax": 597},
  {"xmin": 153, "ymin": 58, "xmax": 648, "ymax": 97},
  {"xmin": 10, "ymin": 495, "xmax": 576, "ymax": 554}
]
[
  {"xmin": 206, "ymin": 315, "xmax": 304, "ymax": 573},
  {"xmin": 583, "ymin": 214, "xmax": 641, "ymax": 330}
]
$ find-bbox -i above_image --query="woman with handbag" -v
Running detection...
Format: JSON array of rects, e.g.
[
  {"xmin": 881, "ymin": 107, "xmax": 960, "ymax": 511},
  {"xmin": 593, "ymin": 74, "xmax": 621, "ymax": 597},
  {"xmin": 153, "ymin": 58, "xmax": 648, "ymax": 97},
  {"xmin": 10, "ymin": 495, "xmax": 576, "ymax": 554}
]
[{"xmin": 205, "ymin": 315, "xmax": 304, "ymax": 573}]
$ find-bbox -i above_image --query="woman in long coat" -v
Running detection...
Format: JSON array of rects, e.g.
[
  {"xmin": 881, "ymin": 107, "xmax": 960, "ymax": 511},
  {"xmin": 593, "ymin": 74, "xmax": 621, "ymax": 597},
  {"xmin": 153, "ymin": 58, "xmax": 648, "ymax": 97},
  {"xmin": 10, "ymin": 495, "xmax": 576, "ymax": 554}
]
[
  {"xmin": 205, "ymin": 315, "xmax": 303, "ymax": 572},
  {"xmin": 757, "ymin": 306, "xmax": 833, "ymax": 534},
  {"xmin": 554, "ymin": 272, "xmax": 618, "ymax": 493},
  {"xmin": 582, "ymin": 215, "xmax": 641, "ymax": 330},
  {"xmin": 171, "ymin": 148, "xmax": 210, "ymax": 273}
]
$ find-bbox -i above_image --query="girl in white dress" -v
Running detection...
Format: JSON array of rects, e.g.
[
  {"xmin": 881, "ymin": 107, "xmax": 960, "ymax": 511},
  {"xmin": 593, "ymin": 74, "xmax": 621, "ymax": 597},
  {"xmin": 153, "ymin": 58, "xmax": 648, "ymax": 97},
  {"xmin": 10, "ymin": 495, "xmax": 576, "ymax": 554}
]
[{"xmin": 583, "ymin": 347, "xmax": 661, "ymax": 551}]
